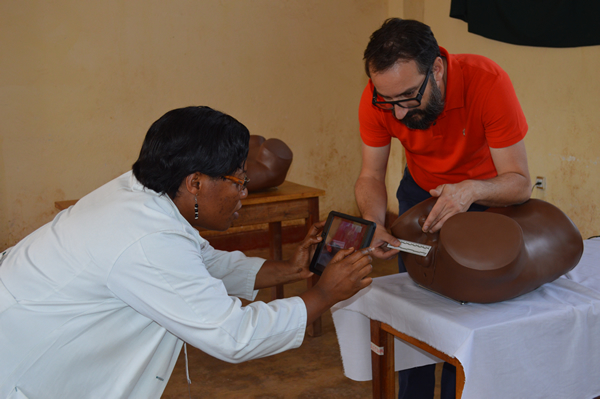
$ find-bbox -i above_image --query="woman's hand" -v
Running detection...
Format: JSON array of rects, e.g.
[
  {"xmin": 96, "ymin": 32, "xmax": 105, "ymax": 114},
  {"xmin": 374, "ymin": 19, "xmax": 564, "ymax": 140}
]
[
  {"xmin": 316, "ymin": 247, "xmax": 373, "ymax": 304},
  {"xmin": 300, "ymin": 246, "xmax": 373, "ymax": 324},
  {"xmin": 286, "ymin": 221, "xmax": 326, "ymax": 280},
  {"xmin": 253, "ymin": 221, "xmax": 326, "ymax": 290}
]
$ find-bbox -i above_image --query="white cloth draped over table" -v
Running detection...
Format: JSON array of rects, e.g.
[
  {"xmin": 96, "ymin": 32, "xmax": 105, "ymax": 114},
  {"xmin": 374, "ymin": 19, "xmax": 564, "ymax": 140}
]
[
  {"xmin": 332, "ymin": 238, "xmax": 600, "ymax": 399},
  {"xmin": 0, "ymin": 171, "xmax": 307, "ymax": 399}
]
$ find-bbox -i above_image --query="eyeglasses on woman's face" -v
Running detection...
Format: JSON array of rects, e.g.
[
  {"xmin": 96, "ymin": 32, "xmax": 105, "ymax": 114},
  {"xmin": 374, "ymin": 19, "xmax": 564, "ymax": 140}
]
[{"xmin": 222, "ymin": 174, "xmax": 250, "ymax": 191}]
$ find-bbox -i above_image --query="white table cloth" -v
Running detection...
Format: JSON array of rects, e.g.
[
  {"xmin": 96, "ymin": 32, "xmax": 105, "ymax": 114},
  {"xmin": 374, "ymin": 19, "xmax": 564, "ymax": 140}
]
[{"xmin": 332, "ymin": 238, "xmax": 600, "ymax": 399}]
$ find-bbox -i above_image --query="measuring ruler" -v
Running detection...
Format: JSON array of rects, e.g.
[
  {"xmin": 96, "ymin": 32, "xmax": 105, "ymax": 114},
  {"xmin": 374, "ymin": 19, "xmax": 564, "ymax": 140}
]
[{"xmin": 387, "ymin": 240, "xmax": 432, "ymax": 257}]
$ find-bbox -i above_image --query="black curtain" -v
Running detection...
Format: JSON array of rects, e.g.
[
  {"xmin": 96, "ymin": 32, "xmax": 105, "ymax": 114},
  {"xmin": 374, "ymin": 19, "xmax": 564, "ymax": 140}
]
[{"xmin": 450, "ymin": 0, "xmax": 600, "ymax": 48}]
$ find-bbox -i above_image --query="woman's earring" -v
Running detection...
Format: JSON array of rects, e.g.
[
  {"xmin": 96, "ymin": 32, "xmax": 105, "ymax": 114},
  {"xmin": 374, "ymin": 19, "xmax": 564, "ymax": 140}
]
[{"xmin": 194, "ymin": 196, "xmax": 199, "ymax": 220}]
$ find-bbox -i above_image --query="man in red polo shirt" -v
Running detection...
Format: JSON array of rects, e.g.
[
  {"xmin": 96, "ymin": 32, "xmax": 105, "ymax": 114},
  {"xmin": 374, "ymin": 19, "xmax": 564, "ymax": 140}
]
[{"xmin": 354, "ymin": 18, "xmax": 531, "ymax": 399}]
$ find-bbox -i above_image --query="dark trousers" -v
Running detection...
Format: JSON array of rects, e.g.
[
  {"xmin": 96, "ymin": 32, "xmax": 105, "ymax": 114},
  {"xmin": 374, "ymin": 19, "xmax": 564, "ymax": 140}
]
[
  {"xmin": 398, "ymin": 363, "xmax": 457, "ymax": 399},
  {"xmin": 395, "ymin": 167, "xmax": 487, "ymax": 399}
]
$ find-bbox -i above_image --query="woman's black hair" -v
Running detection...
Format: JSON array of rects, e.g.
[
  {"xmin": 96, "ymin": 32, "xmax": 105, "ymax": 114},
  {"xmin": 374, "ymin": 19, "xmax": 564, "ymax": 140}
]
[
  {"xmin": 132, "ymin": 106, "xmax": 249, "ymax": 198},
  {"xmin": 364, "ymin": 18, "xmax": 441, "ymax": 77}
]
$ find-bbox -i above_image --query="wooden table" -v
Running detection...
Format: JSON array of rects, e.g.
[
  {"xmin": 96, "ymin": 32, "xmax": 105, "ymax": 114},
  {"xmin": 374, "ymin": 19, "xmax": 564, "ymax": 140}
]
[
  {"xmin": 370, "ymin": 320, "xmax": 465, "ymax": 399},
  {"xmin": 55, "ymin": 180, "xmax": 326, "ymax": 336}
]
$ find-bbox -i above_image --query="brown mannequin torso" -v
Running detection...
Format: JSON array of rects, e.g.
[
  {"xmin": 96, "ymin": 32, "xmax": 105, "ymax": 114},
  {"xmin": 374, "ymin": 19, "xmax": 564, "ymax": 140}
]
[
  {"xmin": 245, "ymin": 135, "xmax": 293, "ymax": 192},
  {"xmin": 390, "ymin": 198, "xmax": 584, "ymax": 303}
]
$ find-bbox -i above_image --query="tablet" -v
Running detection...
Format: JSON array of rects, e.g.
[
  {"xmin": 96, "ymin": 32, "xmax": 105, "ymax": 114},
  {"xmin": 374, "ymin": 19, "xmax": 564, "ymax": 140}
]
[{"xmin": 309, "ymin": 211, "xmax": 376, "ymax": 275}]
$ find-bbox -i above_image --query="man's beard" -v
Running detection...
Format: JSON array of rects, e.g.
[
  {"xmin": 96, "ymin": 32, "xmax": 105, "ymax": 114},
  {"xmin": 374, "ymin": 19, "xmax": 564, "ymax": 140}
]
[{"xmin": 400, "ymin": 79, "xmax": 445, "ymax": 130}]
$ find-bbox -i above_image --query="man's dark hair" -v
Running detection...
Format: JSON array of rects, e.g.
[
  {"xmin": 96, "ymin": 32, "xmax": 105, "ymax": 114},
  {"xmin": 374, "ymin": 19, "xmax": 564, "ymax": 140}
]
[
  {"xmin": 132, "ymin": 106, "xmax": 249, "ymax": 198},
  {"xmin": 364, "ymin": 18, "xmax": 441, "ymax": 77}
]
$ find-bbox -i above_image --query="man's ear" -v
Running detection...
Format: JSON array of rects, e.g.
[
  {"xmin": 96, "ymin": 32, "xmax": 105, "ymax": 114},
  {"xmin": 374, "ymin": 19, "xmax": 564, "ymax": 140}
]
[
  {"xmin": 433, "ymin": 56, "xmax": 444, "ymax": 83},
  {"xmin": 184, "ymin": 172, "xmax": 203, "ymax": 196}
]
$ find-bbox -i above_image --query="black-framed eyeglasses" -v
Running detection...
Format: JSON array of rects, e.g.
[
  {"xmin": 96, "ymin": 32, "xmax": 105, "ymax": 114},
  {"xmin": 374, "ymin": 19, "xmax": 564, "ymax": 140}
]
[
  {"xmin": 372, "ymin": 65, "xmax": 432, "ymax": 110},
  {"xmin": 222, "ymin": 175, "xmax": 250, "ymax": 191}
]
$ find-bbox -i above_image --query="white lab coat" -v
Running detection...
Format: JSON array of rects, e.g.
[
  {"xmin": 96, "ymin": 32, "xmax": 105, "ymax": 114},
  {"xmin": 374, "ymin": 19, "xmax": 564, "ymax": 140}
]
[{"xmin": 0, "ymin": 171, "xmax": 307, "ymax": 399}]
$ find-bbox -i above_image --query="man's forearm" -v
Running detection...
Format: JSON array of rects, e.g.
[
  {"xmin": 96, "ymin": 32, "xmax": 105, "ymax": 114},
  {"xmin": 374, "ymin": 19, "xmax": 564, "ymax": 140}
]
[
  {"xmin": 355, "ymin": 176, "xmax": 389, "ymax": 225},
  {"xmin": 424, "ymin": 171, "xmax": 532, "ymax": 233},
  {"xmin": 471, "ymin": 172, "xmax": 531, "ymax": 207}
]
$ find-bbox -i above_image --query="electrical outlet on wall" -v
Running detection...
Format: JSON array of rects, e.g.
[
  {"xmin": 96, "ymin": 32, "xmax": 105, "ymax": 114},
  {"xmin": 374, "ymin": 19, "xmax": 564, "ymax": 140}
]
[{"xmin": 535, "ymin": 176, "xmax": 546, "ymax": 190}]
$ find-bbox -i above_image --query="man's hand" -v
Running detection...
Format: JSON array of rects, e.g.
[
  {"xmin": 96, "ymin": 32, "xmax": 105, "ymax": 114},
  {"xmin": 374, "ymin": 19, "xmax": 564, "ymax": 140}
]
[
  {"xmin": 369, "ymin": 224, "xmax": 401, "ymax": 260},
  {"xmin": 423, "ymin": 140, "xmax": 532, "ymax": 233},
  {"xmin": 424, "ymin": 180, "xmax": 475, "ymax": 233}
]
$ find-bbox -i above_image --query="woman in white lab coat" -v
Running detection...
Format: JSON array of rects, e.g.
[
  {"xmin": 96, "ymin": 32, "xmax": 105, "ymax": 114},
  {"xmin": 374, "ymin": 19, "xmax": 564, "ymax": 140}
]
[{"xmin": 0, "ymin": 106, "xmax": 373, "ymax": 399}]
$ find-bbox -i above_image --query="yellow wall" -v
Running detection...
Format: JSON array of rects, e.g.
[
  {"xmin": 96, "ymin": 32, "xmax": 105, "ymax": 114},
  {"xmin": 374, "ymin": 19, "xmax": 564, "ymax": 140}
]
[
  {"xmin": 2, "ymin": 0, "xmax": 599, "ymax": 248},
  {"xmin": 0, "ymin": 0, "xmax": 387, "ymax": 248}
]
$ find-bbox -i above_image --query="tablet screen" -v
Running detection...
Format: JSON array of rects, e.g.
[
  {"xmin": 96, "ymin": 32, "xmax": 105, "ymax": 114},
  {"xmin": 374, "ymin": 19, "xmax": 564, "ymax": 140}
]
[{"xmin": 309, "ymin": 212, "xmax": 375, "ymax": 275}]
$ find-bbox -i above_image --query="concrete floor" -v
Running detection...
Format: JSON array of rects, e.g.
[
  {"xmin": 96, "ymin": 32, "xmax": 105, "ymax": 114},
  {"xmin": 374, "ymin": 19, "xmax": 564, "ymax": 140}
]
[{"xmin": 161, "ymin": 244, "xmax": 440, "ymax": 399}]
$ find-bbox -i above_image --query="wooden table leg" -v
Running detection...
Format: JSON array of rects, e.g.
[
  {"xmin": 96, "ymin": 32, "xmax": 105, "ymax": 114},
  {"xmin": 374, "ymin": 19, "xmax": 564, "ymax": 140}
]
[
  {"xmin": 379, "ymin": 322, "xmax": 465, "ymax": 399},
  {"xmin": 370, "ymin": 319, "xmax": 395, "ymax": 399},
  {"xmin": 269, "ymin": 221, "xmax": 284, "ymax": 301},
  {"xmin": 454, "ymin": 358, "xmax": 466, "ymax": 399}
]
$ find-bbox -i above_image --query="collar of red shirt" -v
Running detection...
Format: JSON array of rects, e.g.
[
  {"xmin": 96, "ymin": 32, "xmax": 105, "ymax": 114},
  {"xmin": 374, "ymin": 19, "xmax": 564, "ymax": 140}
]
[{"xmin": 438, "ymin": 46, "xmax": 465, "ymax": 121}]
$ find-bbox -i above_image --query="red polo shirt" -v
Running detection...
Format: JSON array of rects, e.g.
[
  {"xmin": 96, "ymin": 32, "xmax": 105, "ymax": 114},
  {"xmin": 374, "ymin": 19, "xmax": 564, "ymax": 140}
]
[{"xmin": 359, "ymin": 47, "xmax": 527, "ymax": 192}]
